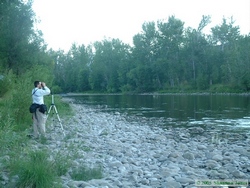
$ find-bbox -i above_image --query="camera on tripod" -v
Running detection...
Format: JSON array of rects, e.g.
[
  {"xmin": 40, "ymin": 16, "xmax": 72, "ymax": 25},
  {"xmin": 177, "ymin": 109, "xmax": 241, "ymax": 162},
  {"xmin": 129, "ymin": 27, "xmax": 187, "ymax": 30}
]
[{"xmin": 47, "ymin": 91, "xmax": 65, "ymax": 136}]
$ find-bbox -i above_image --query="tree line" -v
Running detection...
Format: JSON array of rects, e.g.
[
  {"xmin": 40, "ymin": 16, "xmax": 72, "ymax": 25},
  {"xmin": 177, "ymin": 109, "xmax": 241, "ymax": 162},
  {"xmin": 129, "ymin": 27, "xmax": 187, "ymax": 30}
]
[
  {"xmin": 53, "ymin": 16, "xmax": 250, "ymax": 93},
  {"xmin": 1, "ymin": 0, "xmax": 250, "ymax": 95}
]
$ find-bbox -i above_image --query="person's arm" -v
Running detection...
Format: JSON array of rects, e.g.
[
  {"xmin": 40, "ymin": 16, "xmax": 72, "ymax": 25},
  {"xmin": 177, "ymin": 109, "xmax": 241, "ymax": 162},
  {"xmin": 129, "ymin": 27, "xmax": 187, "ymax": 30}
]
[{"xmin": 41, "ymin": 82, "xmax": 51, "ymax": 95}]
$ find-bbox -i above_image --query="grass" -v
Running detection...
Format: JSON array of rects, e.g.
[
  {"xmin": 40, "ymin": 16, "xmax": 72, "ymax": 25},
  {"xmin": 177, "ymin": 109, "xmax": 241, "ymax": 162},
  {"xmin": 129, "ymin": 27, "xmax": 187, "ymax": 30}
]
[
  {"xmin": 0, "ymin": 129, "xmax": 29, "ymax": 156},
  {"xmin": 52, "ymin": 151, "xmax": 72, "ymax": 176},
  {"xmin": 9, "ymin": 150, "xmax": 59, "ymax": 188},
  {"xmin": 70, "ymin": 165, "xmax": 103, "ymax": 181}
]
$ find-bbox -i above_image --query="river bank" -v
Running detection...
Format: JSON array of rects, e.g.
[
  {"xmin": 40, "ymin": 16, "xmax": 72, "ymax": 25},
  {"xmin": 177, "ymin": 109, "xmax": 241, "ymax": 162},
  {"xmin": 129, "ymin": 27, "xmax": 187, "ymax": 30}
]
[
  {"xmin": 35, "ymin": 98, "xmax": 250, "ymax": 187},
  {"xmin": 64, "ymin": 92, "xmax": 250, "ymax": 96}
]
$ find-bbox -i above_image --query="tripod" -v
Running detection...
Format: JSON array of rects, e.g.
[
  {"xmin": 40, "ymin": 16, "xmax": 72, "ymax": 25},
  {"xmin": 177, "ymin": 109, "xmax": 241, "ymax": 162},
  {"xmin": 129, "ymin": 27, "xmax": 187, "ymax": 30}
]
[{"xmin": 47, "ymin": 94, "xmax": 65, "ymax": 136}]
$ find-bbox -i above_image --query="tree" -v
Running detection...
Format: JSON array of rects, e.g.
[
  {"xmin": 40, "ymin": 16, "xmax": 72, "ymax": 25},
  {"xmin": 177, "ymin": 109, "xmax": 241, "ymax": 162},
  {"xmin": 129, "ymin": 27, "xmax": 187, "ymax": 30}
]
[
  {"xmin": 211, "ymin": 17, "xmax": 242, "ymax": 86},
  {"xmin": 89, "ymin": 39, "xmax": 130, "ymax": 92},
  {"xmin": 182, "ymin": 16, "xmax": 211, "ymax": 89},
  {"xmin": 157, "ymin": 16, "xmax": 184, "ymax": 88},
  {"xmin": 131, "ymin": 21, "xmax": 159, "ymax": 91},
  {"xmin": 0, "ymin": 0, "xmax": 45, "ymax": 75}
]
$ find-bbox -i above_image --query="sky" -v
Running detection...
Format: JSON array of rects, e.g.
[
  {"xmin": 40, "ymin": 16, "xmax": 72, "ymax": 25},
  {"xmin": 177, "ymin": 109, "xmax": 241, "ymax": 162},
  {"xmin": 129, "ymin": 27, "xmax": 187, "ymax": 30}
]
[{"xmin": 32, "ymin": 0, "xmax": 250, "ymax": 51}]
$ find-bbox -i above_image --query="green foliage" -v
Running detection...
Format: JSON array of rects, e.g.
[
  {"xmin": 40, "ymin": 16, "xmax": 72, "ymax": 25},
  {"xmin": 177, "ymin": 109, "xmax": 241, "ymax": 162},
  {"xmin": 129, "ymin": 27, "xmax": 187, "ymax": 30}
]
[
  {"xmin": 196, "ymin": 75, "xmax": 209, "ymax": 90},
  {"xmin": 0, "ymin": 70, "xmax": 14, "ymax": 97},
  {"xmin": 0, "ymin": 69, "xmax": 42, "ymax": 131},
  {"xmin": 52, "ymin": 152, "xmax": 72, "ymax": 176},
  {"xmin": 70, "ymin": 165, "xmax": 103, "ymax": 181},
  {"xmin": 52, "ymin": 16, "xmax": 250, "ymax": 94},
  {"xmin": 240, "ymin": 72, "xmax": 250, "ymax": 91},
  {"xmin": 51, "ymin": 85, "xmax": 63, "ymax": 94},
  {"xmin": 0, "ymin": 129, "xmax": 28, "ymax": 157},
  {"xmin": 0, "ymin": 0, "xmax": 46, "ymax": 75},
  {"xmin": 120, "ymin": 84, "xmax": 133, "ymax": 93},
  {"xmin": 9, "ymin": 150, "xmax": 58, "ymax": 188},
  {"xmin": 209, "ymin": 84, "xmax": 238, "ymax": 93}
]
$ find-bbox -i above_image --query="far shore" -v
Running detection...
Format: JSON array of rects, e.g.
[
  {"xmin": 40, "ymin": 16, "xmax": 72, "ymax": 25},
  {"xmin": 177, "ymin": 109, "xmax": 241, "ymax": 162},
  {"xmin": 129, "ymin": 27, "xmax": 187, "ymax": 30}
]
[{"xmin": 61, "ymin": 92, "xmax": 250, "ymax": 96}]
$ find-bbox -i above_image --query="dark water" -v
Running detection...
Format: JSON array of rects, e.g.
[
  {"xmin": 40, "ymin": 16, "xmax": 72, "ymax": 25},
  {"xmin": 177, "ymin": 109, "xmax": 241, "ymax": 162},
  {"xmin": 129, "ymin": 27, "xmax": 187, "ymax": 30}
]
[{"xmin": 70, "ymin": 94, "xmax": 250, "ymax": 132}]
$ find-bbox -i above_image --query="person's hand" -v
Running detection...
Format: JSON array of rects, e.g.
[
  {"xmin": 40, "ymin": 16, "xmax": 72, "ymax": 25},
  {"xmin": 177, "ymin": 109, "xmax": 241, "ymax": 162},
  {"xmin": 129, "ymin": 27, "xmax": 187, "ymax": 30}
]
[{"xmin": 41, "ymin": 82, "xmax": 46, "ymax": 87}]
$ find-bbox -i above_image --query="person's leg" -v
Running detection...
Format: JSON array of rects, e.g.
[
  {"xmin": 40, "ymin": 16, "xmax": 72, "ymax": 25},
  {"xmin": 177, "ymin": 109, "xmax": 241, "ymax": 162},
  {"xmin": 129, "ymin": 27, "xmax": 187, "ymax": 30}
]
[
  {"xmin": 32, "ymin": 112, "xmax": 39, "ymax": 138},
  {"xmin": 36, "ymin": 109, "xmax": 46, "ymax": 136}
]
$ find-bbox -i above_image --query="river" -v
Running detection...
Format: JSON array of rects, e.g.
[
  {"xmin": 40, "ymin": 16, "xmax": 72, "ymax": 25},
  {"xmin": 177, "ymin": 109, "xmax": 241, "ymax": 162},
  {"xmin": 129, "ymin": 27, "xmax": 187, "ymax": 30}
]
[{"xmin": 69, "ymin": 94, "xmax": 250, "ymax": 133}]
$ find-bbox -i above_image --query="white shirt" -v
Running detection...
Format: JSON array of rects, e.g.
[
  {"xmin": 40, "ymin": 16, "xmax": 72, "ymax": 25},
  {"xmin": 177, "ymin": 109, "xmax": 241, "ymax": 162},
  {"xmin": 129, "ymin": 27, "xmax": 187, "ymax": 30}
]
[{"xmin": 32, "ymin": 87, "xmax": 51, "ymax": 104}]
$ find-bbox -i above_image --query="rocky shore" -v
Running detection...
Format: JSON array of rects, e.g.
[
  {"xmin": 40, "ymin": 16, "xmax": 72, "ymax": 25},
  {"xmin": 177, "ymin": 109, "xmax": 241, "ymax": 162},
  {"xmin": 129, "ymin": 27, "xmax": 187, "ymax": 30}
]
[
  {"xmin": 23, "ymin": 98, "xmax": 250, "ymax": 187},
  {"xmin": 52, "ymin": 98, "xmax": 250, "ymax": 188}
]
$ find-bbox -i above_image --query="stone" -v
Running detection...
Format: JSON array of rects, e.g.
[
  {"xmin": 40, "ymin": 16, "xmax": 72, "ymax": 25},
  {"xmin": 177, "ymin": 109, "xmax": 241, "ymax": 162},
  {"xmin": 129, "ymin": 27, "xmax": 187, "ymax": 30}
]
[
  {"xmin": 219, "ymin": 173, "xmax": 229, "ymax": 179},
  {"xmin": 212, "ymin": 154, "xmax": 223, "ymax": 161},
  {"xmin": 232, "ymin": 170, "xmax": 247, "ymax": 178},
  {"xmin": 182, "ymin": 166, "xmax": 194, "ymax": 172},
  {"xmin": 234, "ymin": 146, "xmax": 247, "ymax": 155},
  {"xmin": 88, "ymin": 179, "xmax": 112, "ymax": 187},
  {"xmin": 140, "ymin": 178, "xmax": 150, "ymax": 185},
  {"xmin": 205, "ymin": 160, "xmax": 220, "ymax": 169},
  {"xmin": 168, "ymin": 152, "xmax": 179, "ymax": 158},
  {"xmin": 163, "ymin": 180, "xmax": 182, "ymax": 188},
  {"xmin": 160, "ymin": 170, "xmax": 172, "ymax": 177},
  {"xmin": 175, "ymin": 177, "xmax": 194, "ymax": 184},
  {"xmin": 182, "ymin": 152, "xmax": 195, "ymax": 160},
  {"xmin": 188, "ymin": 127, "xmax": 204, "ymax": 133},
  {"xmin": 110, "ymin": 161, "xmax": 123, "ymax": 168},
  {"xmin": 207, "ymin": 170, "xmax": 220, "ymax": 178},
  {"xmin": 197, "ymin": 144, "xmax": 207, "ymax": 150}
]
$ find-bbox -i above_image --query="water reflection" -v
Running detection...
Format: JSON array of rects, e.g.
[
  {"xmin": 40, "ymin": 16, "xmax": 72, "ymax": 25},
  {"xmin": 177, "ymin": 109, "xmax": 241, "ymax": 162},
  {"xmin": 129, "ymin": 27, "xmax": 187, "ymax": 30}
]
[{"xmin": 69, "ymin": 94, "xmax": 250, "ymax": 132}]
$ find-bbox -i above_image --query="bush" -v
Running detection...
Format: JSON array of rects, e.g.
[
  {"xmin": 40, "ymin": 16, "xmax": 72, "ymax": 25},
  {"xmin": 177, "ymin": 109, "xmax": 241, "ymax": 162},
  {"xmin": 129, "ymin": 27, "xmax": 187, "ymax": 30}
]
[
  {"xmin": 0, "ymin": 71, "xmax": 14, "ymax": 97},
  {"xmin": 0, "ymin": 78, "xmax": 10, "ymax": 97},
  {"xmin": 0, "ymin": 70, "xmax": 34, "ymax": 131},
  {"xmin": 209, "ymin": 84, "xmax": 242, "ymax": 93},
  {"xmin": 9, "ymin": 150, "xmax": 59, "ymax": 188}
]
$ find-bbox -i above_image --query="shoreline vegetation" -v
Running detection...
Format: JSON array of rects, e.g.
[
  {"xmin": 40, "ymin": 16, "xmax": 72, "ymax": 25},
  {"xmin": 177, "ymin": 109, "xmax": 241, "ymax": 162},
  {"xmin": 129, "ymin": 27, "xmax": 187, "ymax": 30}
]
[{"xmin": 64, "ymin": 91, "xmax": 250, "ymax": 96}]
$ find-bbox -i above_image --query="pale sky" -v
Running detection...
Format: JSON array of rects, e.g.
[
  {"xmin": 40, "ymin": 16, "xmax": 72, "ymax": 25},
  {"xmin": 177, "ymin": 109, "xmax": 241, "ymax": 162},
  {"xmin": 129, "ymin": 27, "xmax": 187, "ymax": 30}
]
[{"xmin": 32, "ymin": 0, "xmax": 250, "ymax": 51}]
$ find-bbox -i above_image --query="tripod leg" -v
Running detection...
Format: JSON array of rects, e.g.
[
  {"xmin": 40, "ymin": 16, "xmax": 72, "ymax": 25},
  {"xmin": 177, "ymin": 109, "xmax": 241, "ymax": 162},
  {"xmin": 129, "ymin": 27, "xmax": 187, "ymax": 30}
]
[
  {"xmin": 53, "ymin": 105, "xmax": 65, "ymax": 136},
  {"xmin": 46, "ymin": 105, "xmax": 56, "ymax": 126},
  {"xmin": 47, "ymin": 105, "xmax": 53, "ymax": 115}
]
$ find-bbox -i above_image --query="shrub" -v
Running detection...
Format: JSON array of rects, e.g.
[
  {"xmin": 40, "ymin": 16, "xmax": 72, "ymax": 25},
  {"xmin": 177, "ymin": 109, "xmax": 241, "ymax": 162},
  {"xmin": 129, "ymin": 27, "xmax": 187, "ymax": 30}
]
[{"xmin": 9, "ymin": 150, "xmax": 58, "ymax": 188}]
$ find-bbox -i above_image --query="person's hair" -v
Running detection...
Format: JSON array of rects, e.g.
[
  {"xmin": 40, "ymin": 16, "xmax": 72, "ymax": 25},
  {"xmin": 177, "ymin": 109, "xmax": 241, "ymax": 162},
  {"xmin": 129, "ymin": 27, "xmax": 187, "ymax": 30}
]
[{"xmin": 34, "ymin": 81, "xmax": 40, "ymax": 87}]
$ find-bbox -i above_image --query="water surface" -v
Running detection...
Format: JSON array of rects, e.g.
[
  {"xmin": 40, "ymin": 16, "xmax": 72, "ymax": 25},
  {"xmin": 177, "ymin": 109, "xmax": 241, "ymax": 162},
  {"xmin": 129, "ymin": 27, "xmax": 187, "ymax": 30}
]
[{"xmin": 69, "ymin": 94, "xmax": 250, "ymax": 133}]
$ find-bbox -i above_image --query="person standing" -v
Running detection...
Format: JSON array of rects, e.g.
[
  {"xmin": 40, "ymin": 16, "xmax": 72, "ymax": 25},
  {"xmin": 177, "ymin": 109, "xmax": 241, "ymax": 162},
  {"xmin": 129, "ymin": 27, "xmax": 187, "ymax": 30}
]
[{"xmin": 31, "ymin": 81, "xmax": 51, "ymax": 138}]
